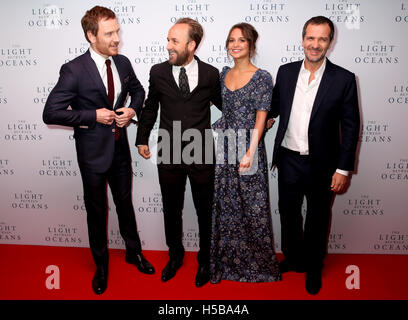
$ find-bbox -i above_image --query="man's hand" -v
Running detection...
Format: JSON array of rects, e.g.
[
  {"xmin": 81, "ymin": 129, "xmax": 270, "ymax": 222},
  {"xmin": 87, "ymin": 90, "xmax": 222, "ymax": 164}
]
[
  {"xmin": 266, "ymin": 118, "xmax": 275, "ymax": 130},
  {"xmin": 115, "ymin": 107, "xmax": 136, "ymax": 127},
  {"xmin": 138, "ymin": 145, "xmax": 151, "ymax": 159},
  {"xmin": 96, "ymin": 108, "xmax": 115, "ymax": 125},
  {"xmin": 331, "ymin": 172, "xmax": 348, "ymax": 193}
]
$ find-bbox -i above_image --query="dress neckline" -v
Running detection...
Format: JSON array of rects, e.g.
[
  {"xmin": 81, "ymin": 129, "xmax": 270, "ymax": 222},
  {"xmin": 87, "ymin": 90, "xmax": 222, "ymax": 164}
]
[{"xmin": 224, "ymin": 68, "xmax": 260, "ymax": 93}]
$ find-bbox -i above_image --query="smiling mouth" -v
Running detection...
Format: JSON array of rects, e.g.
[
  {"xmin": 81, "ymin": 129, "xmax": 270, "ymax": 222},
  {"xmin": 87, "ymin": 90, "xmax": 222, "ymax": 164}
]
[{"xmin": 309, "ymin": 51, "xmax": 322, "ymax": 56}]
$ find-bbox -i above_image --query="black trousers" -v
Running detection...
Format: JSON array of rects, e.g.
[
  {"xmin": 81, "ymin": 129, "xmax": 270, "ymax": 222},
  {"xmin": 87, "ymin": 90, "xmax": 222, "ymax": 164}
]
[
  {"xmin": 277, "ymin": 147, "xmax": 333, "ymax": 271},
  {"xmin": 158, "ymin": 164, "xmax": 214, "ymax": 265},
  {"xmin": 79, "ymin": 136, "xmax": 142, "ymax": 268}
]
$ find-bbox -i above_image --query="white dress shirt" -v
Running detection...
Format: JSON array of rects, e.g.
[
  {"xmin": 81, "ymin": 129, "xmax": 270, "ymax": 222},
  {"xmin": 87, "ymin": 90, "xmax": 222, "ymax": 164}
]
[
  {"xmin": 90, "ymin": 47, "xmax": 138, "ymax": 121},
  {"xmin": 282, "ymin": 58, "xmax": 348, "ymax": 176},
  {"xmin": 89, "ymin": 47, "xmax": 122, "ymax": 108},
  {"xmin": 171, "ymin": 57, "xmax": 198, "ymax": 92}
]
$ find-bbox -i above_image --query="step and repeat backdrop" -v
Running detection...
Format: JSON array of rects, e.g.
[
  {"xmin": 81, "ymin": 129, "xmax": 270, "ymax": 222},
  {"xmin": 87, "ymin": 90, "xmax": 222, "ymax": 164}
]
[{"xmin": 1, "ymin": 0, "xmax": 407, "ymax": 254}]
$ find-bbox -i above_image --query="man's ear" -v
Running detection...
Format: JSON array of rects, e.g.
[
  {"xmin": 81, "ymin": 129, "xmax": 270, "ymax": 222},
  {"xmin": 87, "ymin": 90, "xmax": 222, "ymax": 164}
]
[
  {"xmin": 328, "ymin": 39, "xmax": 333, "ymax": 50},
  {"xmin": 188, "ymin": 40, "xmax": 196, "ymax": 52},
  {"xmin": 87, "ymin": 30, "xmax": 96, "ymax": 44}
]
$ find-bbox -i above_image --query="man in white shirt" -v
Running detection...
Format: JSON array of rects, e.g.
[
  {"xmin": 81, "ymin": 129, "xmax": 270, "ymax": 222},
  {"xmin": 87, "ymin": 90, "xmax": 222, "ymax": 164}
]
[
  {"xmin": 43, "ymin": 6, "xmax": 154, "ymax": 295},
  {"xmin": 267, "ymin": 16, "xmax": 360, "ymax": 295}
]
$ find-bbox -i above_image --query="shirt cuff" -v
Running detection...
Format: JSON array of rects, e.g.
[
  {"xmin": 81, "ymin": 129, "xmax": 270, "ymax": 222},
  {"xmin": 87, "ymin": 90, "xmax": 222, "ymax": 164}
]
[
  {"xmin": 130, "ymin": 108, "xmax": 138, "ymax": 121},
  {"xmin": 336, "ymin": 169, "xmax": 349, "ymax": 176}
]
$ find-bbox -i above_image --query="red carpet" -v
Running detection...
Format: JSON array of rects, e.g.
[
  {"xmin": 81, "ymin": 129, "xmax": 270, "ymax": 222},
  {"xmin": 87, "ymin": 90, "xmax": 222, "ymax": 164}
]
[{"xmin": 0, "ymin": 244, "xmax": 407, "ymax": 300}]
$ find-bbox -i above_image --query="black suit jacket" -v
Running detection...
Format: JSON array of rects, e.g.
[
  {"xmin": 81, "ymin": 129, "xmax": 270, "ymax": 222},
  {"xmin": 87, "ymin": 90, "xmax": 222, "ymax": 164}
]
[
  {"xmin": 269, "ymin": 59, "xmax": 360, "ymax": 176},
  {"xmin": 43, "ymin": 50, "xmax": 145, "ymax": 173},
  {"xmin": 136, "ymin": 56, "xmax": 222, "ymax": 168}
]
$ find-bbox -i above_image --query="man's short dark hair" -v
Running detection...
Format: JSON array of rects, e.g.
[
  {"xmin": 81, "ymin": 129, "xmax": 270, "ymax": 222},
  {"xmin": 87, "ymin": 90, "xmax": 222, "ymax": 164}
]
[
  {"xmin": 81, "ymin": 6, "xmax": 116, "ymax": 43},
  {"xmin": 302, "ymin": 16, "xmax": 335, "ymax": 42},
  {"xmin": 175, "ymin": 18, "xmax": 204, "ymax": 51}
]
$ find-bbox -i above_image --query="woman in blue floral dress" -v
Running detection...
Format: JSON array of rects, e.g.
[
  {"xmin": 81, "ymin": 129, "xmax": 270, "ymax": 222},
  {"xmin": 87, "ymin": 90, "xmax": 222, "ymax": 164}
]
[{"xmin": 210, "ymin": 23, "xmax": 281, "ymax": 283}]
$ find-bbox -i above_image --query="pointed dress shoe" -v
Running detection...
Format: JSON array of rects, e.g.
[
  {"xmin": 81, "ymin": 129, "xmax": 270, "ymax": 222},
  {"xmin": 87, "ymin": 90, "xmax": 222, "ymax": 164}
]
[
  {"xmin": 161, "ymin": 259, "xmax": 183, "ymax": 282},
  {"xmin": 92, "ymin": 266, "xmax": 108, "ymax": 295},
  {"xmin": 278, "ymin": 259, "xmax": 306, "ymax": 274},
  {"xmin": 305, "ymin": 270, "xmax": 322, "ymax": 295},
  {"xmin": 195, "ymin": 264, "xmax": 210, "ymax": 287},
  {"xmin": 126, "ymin": 253, "xmax": 155, "ymax": 274}
]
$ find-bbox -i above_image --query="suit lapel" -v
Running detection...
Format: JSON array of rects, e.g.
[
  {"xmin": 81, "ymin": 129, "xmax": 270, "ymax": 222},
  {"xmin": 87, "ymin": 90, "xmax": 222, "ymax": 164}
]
[
  {"xmin": 190, "ymin": 55, "xmax": 201, "ymax": 95},
  {"xmin": 164, "ymin": 61, "xmax": 181, "ymax": 93},
  {"xmin": 310, "ymin": 59, "xmax": 335, "ymax": 122},
  {"xmin": 83, "ymin": 50, "xmax": 111, "ymax": 108},
  {"xmin": 112, "ymin": 55, "xmax": 124, "ymax": 109},
  {"xmin": 166, "ymin": 56, "xmax": 201, "ymax": 98}
]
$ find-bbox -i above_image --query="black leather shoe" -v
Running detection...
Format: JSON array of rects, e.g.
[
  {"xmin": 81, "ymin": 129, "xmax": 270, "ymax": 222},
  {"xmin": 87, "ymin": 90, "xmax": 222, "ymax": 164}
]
[
  {"xmin": 305, "ymin": 270, "xmax": 322, "ymax": 295},
  {"xmin": 195, "ymin": 265, "xmax": 210, "ymax": 288},
  {"xmin": 161, "ymin": 259, "xmax": 183, "ymax": 282},
  {"xmin": 279, "ymin": 260, "xmax": 305, "ymax": 273},
  {"xmin": 92, "ymin": 266, "xmax": 108, "ymax": 295},
  {"xmin": 126, "ymin": 253, "xmax": 155, "ymax": 275}
]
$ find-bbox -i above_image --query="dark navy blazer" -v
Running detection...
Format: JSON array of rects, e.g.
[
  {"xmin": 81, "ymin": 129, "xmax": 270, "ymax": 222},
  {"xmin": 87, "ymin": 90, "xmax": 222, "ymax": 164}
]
[
  {"xmin": 43, "ymin": 50, "xmax": 145, "ymax": 172},
  {"xmin": 269, "ymin": 59, "xmax": 360, "ymax": 176}
]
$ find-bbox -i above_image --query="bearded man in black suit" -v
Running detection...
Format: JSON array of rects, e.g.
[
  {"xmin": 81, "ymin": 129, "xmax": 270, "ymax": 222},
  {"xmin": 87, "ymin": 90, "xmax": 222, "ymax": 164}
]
[{"xmin": 136, "ymin": 18, "xmax": 222, "ymax": 288}]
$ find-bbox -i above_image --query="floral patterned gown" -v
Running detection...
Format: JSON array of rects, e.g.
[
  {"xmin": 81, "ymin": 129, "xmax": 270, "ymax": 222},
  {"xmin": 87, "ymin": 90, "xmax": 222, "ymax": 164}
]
[{"xmin": 210, "ymin": 66, "xmax": 281, "ymax": 283}]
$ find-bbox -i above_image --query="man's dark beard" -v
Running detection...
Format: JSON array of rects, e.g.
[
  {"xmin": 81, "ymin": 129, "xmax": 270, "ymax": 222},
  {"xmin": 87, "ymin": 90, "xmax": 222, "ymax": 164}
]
[{"xmin": 169, "ymin": 46, "xmax": 190, "ymax": 66}]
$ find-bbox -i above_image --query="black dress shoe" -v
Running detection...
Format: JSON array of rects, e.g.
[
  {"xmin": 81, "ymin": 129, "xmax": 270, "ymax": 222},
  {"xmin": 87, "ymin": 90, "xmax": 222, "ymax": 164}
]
[
  {"xmin": 195, "ymin": 265, "xmax": 210, "ymax": 288},
  {"xmin": 126, "ymin": 253, "xmax": 155, "ymax": 275},
  {"xmin": 279, "ymin": 260, "xmax": 305, "ymax": 273},
  {"xmin": 92, "ymin": 266, "xmax": 108, "ymax": 295},
  {"xmin": 161, "ymin": 259, "xmax": 183, "ymax": 282},
  {"xmin": 305, "ymin": 270, "xmax": 322, "ymax": 295}
]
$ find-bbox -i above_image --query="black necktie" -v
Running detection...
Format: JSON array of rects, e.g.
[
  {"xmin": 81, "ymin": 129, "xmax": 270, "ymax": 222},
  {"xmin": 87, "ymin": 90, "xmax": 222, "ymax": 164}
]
[
  {"xmin": 105, "ymin": 59, "xmax": 119, "ymax": 141},
  {"xmin": 179, "ymin": 67, "xmax": 190, "ymax": 96}
]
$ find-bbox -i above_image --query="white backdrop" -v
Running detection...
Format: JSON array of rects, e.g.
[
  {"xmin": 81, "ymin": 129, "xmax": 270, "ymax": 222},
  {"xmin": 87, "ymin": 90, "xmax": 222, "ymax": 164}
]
[{"xmin": 1, "ymin": 0, "xmax": 407, "ymax": 255}]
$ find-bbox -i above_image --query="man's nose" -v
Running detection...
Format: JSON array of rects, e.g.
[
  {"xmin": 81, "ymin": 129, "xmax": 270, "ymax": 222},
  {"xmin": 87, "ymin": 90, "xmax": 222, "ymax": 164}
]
[{"xmin": 311, "ymin": 39, "xmax": 320, "ymax": 47}]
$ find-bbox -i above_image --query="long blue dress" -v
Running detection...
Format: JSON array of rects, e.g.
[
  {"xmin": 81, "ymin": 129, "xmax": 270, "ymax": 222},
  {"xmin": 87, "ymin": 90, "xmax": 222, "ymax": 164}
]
[{"xmin": 210, "ymin": 66, "xmax": 281, "ymax": 283}]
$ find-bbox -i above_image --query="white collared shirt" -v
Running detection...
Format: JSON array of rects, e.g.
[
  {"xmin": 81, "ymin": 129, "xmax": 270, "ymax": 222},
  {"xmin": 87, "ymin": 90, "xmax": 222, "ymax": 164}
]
[
  {"xmin": 282, "ymin": 58, "xmax": 326, "ymax": 155},
  {"xmin": 89, "ymin": 47, "xmax": 121, "ymax": 108},
  {"xmin": 172, "ymin": 57, "xmax": 198, "ymax": 92},
  {"xmin": 282, "ymin": 58, "xmax": 348, "ymax": 176}
]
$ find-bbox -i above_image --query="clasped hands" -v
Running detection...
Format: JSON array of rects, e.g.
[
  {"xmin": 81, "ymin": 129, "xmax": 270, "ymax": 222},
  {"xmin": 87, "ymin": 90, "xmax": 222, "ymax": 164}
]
[{"xmin": 96, "ymin": 107, "xmax": 135, "ymax": 127}]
